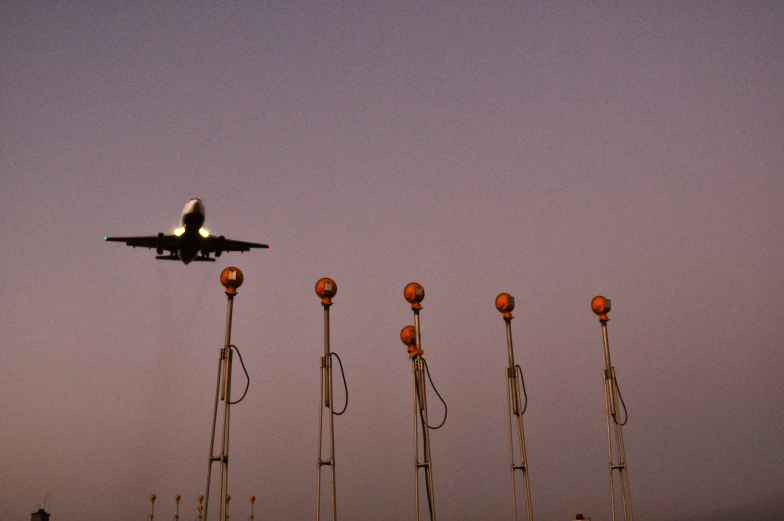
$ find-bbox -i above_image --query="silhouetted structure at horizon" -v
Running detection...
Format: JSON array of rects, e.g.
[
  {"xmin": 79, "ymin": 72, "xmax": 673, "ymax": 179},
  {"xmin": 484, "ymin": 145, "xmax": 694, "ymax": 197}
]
[{"xmin": 31, "ymin": 508, "xmax": 50, "ymax": 521}]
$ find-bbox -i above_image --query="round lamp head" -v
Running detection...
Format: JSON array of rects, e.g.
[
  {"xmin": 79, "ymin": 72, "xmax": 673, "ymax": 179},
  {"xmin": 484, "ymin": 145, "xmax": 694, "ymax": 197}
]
[
  {"xmin": 404, "ymin": 282, "xmax": 425, "ymax": 309},
  {"xmin": 400, "ymin": 325, "xmax": 421, "ymax": 358},
  {"xmin": 315, "ymin": 277, "xmax": 337, "ymax": 305},
  {"xmin": 495, "ymin": 293, "xmax": 515, "ymax": 318},
  {"xmin": 249, "ymin": 495, "xmax": 256, "ymax": 503},
  {"xmin": 198, "ymin": 495, "xmax": 204, "ymax": 504},
  {"xmin": 591, "ymin": 295, "xmax": 611, "ymax": 321},
  {"xmin": 150, "ymin": 494, "xmax": 156, "ymax": 502},
  {"xmin": 400, "ymin": 325, "xmax": 416, "ymax": 347},
  {"xmin": 220, "ymin": 267, "xmax": 244, "ymax": 295},
  {"xmin": 175, "ymin": 495, "xmax": 181, "ymax": 503}
]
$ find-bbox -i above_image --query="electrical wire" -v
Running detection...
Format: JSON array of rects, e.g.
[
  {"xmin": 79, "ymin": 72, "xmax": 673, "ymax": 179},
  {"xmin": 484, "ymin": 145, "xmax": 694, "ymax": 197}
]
[
  {"xmin": 329, "ymin": 352, "xmax": 348, "ymax": 415},
  {"xmin": 515, "ymin": 364, "xmax": 528, "ymax": 416},
  {"xmin": 228, "ymin": 344, "xmax": 250, "ymax": 405},
  {"xmin": 423, "ymin": 358, "xmax": 447, "ymax": 430},
  {"xmin": 612, "ymin": 376, "xmax": 628, "ymax": 426}
]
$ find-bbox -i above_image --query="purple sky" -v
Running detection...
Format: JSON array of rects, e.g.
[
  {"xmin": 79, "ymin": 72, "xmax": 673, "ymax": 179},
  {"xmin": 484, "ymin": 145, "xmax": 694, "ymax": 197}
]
[{"xmin": 2, "ymin": 3, "xmax": 782, "ymax": 521}]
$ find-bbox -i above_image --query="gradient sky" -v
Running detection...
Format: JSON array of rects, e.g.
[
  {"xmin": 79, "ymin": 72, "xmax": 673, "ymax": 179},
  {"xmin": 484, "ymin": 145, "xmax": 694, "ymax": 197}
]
[{"xmin": 2, "ymin": 3, "xmax": 782, "ymax": 521}]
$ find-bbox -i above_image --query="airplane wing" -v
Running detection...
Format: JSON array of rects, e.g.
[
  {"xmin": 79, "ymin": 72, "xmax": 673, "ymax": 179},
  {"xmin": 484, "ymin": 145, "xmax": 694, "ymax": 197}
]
[
  {"xmin": 201, "ymin": 235, "xmax": 270, "ymax": 254},
  {"xmin": 103, "ymin": 234, "xmax": 179, "ymax": 253}
]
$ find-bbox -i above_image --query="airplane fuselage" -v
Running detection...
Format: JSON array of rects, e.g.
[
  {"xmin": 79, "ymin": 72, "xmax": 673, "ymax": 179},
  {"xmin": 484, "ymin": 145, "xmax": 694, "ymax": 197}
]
[{"xmin": 177, "ymin": 198, "xmax": 207, "ymax": 264}]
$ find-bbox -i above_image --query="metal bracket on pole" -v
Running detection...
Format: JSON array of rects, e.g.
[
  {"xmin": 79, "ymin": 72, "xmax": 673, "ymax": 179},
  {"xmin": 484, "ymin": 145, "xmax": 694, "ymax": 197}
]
[
  {"xmin": 591, "ymin": 296, "xmax": 634, "ymax": 521},
  {"xmin": 495, "ymin": 293, "xmax": 534, "ymax": 521}
]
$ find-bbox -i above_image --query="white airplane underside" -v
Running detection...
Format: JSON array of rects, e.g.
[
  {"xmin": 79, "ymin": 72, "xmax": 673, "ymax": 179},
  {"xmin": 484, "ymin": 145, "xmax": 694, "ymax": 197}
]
[{"xmin": 104, "ymin": 198, "xmax": 269, "ymax": 265}]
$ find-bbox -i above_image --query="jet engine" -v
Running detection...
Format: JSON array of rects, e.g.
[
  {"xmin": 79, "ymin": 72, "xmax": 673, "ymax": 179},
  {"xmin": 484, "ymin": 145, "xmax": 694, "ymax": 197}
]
[
  {"xmin": 215, "ymin": 235, "xmax": 225, "ymax": 257},
  {"xmin": 156, "ymin": 232, "xmax": 164, "ymax": 255}
]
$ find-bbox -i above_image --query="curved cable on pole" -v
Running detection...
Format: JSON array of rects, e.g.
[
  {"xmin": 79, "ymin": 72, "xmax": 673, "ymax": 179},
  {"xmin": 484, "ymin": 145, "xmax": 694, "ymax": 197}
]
[
  {"xmin": 515, "ymin": 364, "xmax": 528, "ymax": 416},
  {"xmin": 423, "ymin": 358, "xmax": 447, "ymax": 430},
  {"xmin": 612, "ymin": 376, "xmax": 629, "ymax": 426},
  {"xmin": 329, "ymin": 352, "xmax": 348, "ymax": 415},
  {"xmin": 228, "ymin": 345, "xmax": 250, "ymax": 405}
]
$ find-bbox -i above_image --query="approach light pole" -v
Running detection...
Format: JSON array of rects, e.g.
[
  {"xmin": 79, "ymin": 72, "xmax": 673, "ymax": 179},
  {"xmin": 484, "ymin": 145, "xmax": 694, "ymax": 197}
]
[
  {"xmin": 591, "ymin": 296, "xmax": 634, "ymax": 521},
  {"xmin": 203, "ymin": 268, "xmax": 245, "ymax": 521},
  {"xmin": 495, "ymin": 293, "xmax": 534, "ymax": 521},
  {"xmin": 315, "ymin": 278, "xmax": 344, "ymax": 521},
  {"xmin": 402, "ymin": 282, "xmax": 438, "ymax": 521}
]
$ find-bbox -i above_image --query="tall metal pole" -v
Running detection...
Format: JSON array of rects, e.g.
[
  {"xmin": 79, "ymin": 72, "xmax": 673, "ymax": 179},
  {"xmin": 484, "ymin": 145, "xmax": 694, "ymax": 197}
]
[
  {"xmin": 315, "ymin": 278, "xmax": 339, "ymax": 521},
  {"xmin": 148, "ymin": 494, "xmax": 156, "ymax": 521},
  {"xmin": 204, "ymin": 268, "xmax": 245, "ymax": 521},
  {"xmin": 402, "ymin": 282, "xmax": 437, "ymax": 521},
  {"xmin": 174, "ymin": 495, "xmax": 181, "ymax": 521},
  {"xmin": 249, "ymin": 496, "xmax": 256, "ymax": 521},
  {"xmin": 217, "ymin": 297, "xmax": 235, "ymax": 521},
  {"xmin": 495, "ymin": 294, "xmax": 534, "ymax": 521},
  {"xmin": 591, "ymin": 296, "xmax": 633, "ymax": 521}
]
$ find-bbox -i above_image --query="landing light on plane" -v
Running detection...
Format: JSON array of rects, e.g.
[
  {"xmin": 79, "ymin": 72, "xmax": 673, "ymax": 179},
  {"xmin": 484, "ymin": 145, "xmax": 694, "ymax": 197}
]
[
  {"xmin": 174, "ymin": 227, "xmax": 186, "ymax": 236},
  {"xmin": 199, "ymin": 227, "xmax": 210, "ymax": 238}
]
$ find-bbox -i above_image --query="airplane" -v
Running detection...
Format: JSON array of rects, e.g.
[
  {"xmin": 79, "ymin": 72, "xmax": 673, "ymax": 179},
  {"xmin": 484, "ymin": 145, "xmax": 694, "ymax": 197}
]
[{"xmin": 104, "ymin": 198, "xmax": 269, "ymax": 264}]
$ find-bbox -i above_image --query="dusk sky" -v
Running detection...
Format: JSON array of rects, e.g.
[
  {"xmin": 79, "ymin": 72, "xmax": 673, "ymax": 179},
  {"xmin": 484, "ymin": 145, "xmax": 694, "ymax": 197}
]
[{"xmin": 1, "ymin": 2, "xmax": 782, "ymax": 521}]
